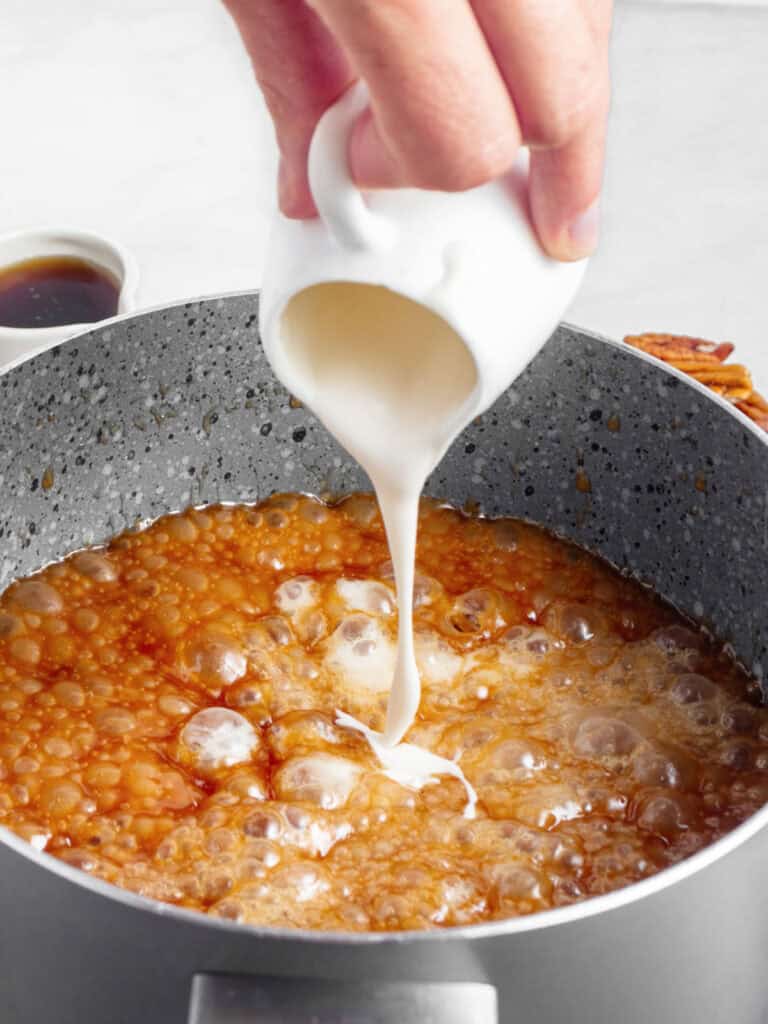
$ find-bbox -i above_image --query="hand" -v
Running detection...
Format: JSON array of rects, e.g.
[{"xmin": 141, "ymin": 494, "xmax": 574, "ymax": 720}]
[{"xmin": 224, "ymin": 0, "xmax": 612, "ymax": 261}]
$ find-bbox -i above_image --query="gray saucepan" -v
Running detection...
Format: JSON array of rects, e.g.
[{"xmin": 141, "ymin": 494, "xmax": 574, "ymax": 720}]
[{"xmin": 1, "ymin": 293, "xmax": 767, "ymax": 1024}]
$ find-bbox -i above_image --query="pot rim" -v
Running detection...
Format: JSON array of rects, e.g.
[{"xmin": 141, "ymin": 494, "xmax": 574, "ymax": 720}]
[
  {"xmin": 1, "ymin": 291, "xmax": 766, "ymax": 946},
  {"xmin": 4, "ymin": 285, "xmax": 765, "ymax": 446}
]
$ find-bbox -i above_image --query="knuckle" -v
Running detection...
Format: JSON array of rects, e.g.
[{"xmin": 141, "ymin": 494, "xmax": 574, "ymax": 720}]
[
  {"xmin": 409, "ymin": 134, "xmax": 519, "ymax": 192},
  {"xmin": 522, "ymin": 67, "xmax": 608, "ymax": 148}
]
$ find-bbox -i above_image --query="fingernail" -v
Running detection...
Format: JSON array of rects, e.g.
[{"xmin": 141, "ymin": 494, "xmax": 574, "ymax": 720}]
[{"xmin": 567, "ymin": 198, "xmax": 601, "ymax": 258}]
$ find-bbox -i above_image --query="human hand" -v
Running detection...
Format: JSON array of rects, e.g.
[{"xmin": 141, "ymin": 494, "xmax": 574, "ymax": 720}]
[{"xmin": 225, "ymin": 0, "xmax": 612, "ymax": 261}]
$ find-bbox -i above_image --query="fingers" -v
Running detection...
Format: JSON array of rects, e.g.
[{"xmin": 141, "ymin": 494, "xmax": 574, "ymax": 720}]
[
  {"xmin": 470, "ymin": 0, "xmax": 601, "ymax": 149},
  {"xmin": 471, "ymin": 0, "xmax": 611, "ymax": 259},
  {"xmin": 528, "ymin": 106, "xmax": 607, "ymax": 262},
  {"xmin": 308, "ymin": 0, "xmax": 521, "ymax": 192},
  {"xmin": 227, "ymin": 0, "xmax": 612, "ymax": 260},
  {"xmin": 223, "ymin": 0, "xmax": 353, "ymax": 217}
]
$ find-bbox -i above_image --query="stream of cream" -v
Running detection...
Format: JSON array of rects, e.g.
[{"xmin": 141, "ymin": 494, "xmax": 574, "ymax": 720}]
[{"xmin": 279, "ymin": 282, "xmax": 480, "ymax": 815}]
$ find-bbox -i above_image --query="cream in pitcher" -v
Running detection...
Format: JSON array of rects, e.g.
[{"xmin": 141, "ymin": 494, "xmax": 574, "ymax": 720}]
[{"xmin": 260, "ymin": 82, "xmax": 587, "ymax": 806}]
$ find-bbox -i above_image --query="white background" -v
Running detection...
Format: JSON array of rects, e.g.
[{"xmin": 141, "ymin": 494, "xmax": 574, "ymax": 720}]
[{"xmin": 2, "ymin": 0, "xmax": 768, "ymax": 385}]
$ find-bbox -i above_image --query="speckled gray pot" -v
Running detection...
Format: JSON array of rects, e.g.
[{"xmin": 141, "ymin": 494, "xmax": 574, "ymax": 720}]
[{"xmin": 1, "ymin": 294, "xmax": 768, "ymax": 1024}]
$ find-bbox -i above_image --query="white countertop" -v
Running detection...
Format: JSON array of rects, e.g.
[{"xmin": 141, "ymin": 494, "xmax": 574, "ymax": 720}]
[{"xmin": 2, "ymin": 0, "xmax": 767, "ymax": 384}]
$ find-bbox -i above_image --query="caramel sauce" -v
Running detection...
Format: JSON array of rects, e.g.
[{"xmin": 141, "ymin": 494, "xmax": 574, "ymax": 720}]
[
  {"xmin": 0, "ymin": 256, "xmax": 119, "ymax": 329},
  {"xmin": 0, "ymin": 494, "xmax": 764, "ymax": 932}
]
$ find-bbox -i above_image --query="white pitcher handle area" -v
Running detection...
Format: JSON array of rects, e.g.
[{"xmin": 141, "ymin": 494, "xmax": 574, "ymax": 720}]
[{"xmin": 308, "ymin": 81, "xmax": 396, "ymax": 252}]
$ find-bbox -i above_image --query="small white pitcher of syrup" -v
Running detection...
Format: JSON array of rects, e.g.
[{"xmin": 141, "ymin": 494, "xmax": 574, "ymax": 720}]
[{"xmin": 0, "ymin": 227, "xmax": 138, "ymax": 369}]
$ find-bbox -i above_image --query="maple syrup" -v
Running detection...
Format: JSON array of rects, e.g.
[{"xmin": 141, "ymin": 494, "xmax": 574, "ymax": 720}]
[{"xmin": 0, "ymin": 255, "xmax": 119, "ymax": 328}]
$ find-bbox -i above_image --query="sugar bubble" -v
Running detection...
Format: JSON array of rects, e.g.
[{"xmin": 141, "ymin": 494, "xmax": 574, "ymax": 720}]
[
  {"xmin": 721, "ymin": 704, "xmax": 757, "ymax": 736},
  {"xmin": 447, "ymin": 589, "xmax": 504, "ymax": 636},
  {"xmin": 269, "ymin": 710, "xmax": 345, "ymax": 759},
  {"xmin": 491, "ymin": 519, "xmax": 519, "ymax": 551},
  {"xmin": 72, "ymin": 551, "xmax": 118, "ymax": 583},
  {"xmin": 243, "ymin": 810, "xmax": 283, "ymax": 839},
  {"xmin": 719, "ymin": 739, "xmax": 756, "ymax": 772},
  {"xmin": 636, "ymin": 791, "xmax": 689, "ymax": 835},
  {"xmin": 10, "ymin": 581, "xmax": 63, "ymax": 615},
  {"xmin": 338, "ymin": 493, "xmax": 379, "ymax": 526},
  {"xmin": 557, "ymin": 604, "xmax": 603, "ymax": 645},
  {"xmin": 296, "ymin": 609, "xmax": 328, "ymax": 647},
  {"xmin": 261, "ymin": 616, "xmax": 294, "ymax": 647},
  {"xmin": 187, "ymin": 637, "xmax": 247, "ymax": 691},
  {"xmin": 501, "ymin": 625, "xmax": 559, "ymax": 661},
  {"xmin": 631, "ymin": 743, "xmax": 696, "ymax": 789},
  {"xmin": 490, "ymin": 738, "xmax": 548, "ymax": 780},
  {"xmin": 652, "ymin": 624, "xmax": 705, "ymax": 657},
  {"xmin": 0, "ymin": 613, "xmax": 22, "ymax": 639},
  {"xmin": 670, "ymin": 673, "xmax": 717, "ymax": 705},
  {"xmin": 493, "ymin": 864, "xmax": 542, "ymax": 901},
  {"xmin": 271, "ymin": 863, "xmax": 329, "ymax": 902},
  {"xmin": 571, "ymin": 715, "xmax": 640, "ymax": 758}
]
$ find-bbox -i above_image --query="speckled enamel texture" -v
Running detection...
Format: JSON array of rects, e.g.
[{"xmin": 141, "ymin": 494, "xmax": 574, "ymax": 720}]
[{"xmin": 0, "ymin": 293, "xmax": 766, "ymax": 686}]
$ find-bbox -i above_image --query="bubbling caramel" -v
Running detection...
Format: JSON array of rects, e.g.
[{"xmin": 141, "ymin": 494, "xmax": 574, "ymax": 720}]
[{"xmin": 0, "ymin": 493, "xmax": 765, "ymax": 932}]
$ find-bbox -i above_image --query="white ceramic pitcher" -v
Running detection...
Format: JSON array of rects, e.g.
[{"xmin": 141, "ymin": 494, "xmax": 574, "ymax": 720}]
[{"xmin": 259, "ymin": 80, "xmax": 588, "ymax": 460}]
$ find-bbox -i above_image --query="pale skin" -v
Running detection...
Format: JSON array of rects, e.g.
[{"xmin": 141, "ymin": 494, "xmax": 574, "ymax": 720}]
[{"xmin": 224, "ymin": 0, "xmax": 613, "ymax": 261}]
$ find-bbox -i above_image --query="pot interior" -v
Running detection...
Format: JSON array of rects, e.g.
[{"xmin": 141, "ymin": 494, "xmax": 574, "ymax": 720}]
[{"xmin": 1, "ymin": 293, "xmax": 765, "ymax": 687}]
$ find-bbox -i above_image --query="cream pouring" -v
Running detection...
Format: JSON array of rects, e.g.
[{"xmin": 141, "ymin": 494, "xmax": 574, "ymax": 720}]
[{"xmin": 259, "ymin": 82, "xmax": 588, "ymax": 810}]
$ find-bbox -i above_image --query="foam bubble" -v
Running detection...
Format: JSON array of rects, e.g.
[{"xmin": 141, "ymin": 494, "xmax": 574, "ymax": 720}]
[
  {"xmin": 324, "ymin": 615, "xmax": 396, "ymax": 692},
  {"xmin": 413, "ymin": 573, "xmax": 444, "ymax": 608},
  {"xmin": 180, "ymin": 708, "xmax": 259, "ymax": 772},
  {"xmin": 275, "ymin": 576, "xmax": 318, "ymax": 616},
  {"xmin": 415, "ymin": 631, "xmax": 462, "ymax": 686},
  {"xmin": 336, "ymin": 578, "xmax": 395, "ymax": 616},
  {"xmin": 275, "ymin": 753, "xmax": 360, "ymax": 809}
]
